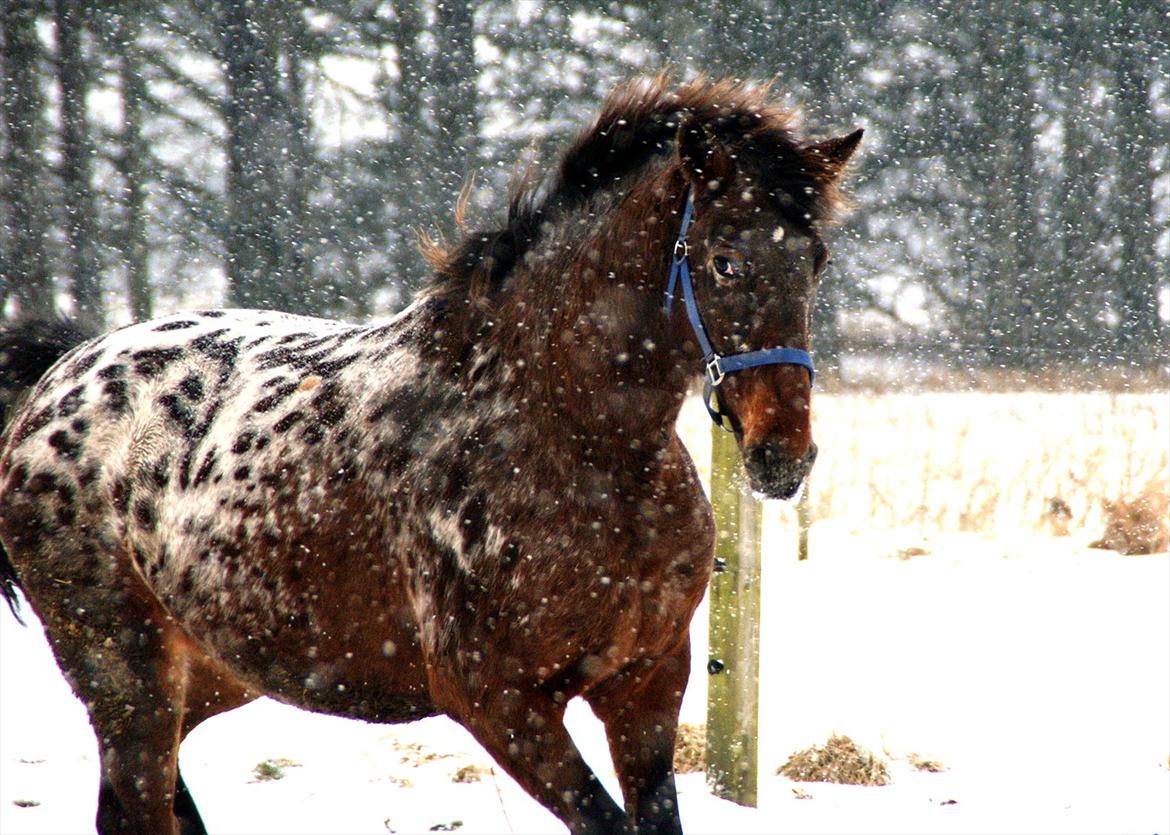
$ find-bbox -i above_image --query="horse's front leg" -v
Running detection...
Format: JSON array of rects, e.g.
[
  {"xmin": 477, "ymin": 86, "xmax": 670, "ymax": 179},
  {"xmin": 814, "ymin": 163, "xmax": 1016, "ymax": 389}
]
[
  {"xmin": 457, "ymin": 686, "xmax": 632, "ymax": 834},
  {"xmin": 585, "ymin": 638, "xmax": 691, "ymax": 835}
]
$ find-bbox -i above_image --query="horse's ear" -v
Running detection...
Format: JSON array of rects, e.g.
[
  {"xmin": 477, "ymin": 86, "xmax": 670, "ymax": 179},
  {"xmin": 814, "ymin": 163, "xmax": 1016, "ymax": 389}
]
[
  {"xmin": 805, "ymin": 128, "xmax": 864, "ymax": 180},
  {"xmin": 676, "ymin": 116, "xmax": 735, "ymax": 196}
]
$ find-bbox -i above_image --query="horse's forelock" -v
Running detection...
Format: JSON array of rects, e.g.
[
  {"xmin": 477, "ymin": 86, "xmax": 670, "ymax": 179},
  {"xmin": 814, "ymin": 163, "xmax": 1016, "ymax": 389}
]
[{"xmin": 421, "ymin": 76, "xmax": 847, "ymax": 304}]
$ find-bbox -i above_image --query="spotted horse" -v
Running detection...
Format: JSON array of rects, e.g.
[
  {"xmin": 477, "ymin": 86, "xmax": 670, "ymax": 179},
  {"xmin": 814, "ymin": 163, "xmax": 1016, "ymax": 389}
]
[{"xmin": 0, "ymin": 75, "xmax": 861, "ymax": 835}]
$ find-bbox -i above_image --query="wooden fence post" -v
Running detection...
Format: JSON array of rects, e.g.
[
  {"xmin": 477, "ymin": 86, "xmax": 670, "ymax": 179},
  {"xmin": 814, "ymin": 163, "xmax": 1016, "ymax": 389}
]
[
  {"xmin": 704, "ymin": 424, "xmax": 762, "ymax": 807},
  {"xmin": 797, "ymin": 476, "xmax": 811, "ymax": 561}
]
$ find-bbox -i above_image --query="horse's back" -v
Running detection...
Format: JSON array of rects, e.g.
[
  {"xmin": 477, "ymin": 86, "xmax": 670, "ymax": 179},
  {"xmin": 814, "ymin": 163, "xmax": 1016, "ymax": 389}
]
[{"xmin": 0, "ymin": 307, "xmax": 438, "ymax": 713}]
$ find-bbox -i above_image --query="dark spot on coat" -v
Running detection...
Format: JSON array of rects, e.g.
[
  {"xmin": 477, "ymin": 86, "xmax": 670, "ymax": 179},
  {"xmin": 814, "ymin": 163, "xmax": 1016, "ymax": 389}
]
[
  {"xmin": 178, "ymin": 373, "xmax": 205, "ymax": 401},
  {"xmin": 57, "ymin": 384, "xmax": 86, "ymax": 417},
  {"xmin": 71, "ymin": 417, "xmax": 89, "ymax": 435},
  {"xmin": 273, "ymin": 411, "xmax": 304, "ymax": 433},
  {"xmin": 103, "ymin": 379, "xmax": 129, "ymax": 413},
  {"xmin": 252, "ymin": 382, "xmax": 298, "ymax": 413},
  {"xmin": 47, "ymin": 429, "xmax": 82, "ymax": 460},
  {"xmin": 153, "ymin": 320, "xmax": 199, "ymax": 331},
  {"xmin": 255, "ymin": 346, "xmax": 298, "ymax": 370},
  {"xmin": 112, "ymin": 477, "xmax": 130, "ymax": 516},
  {"xmin": 55, "ymin": 502, "xmax": 77, "ymax": 527},
  {"xmin": 191, "ymin": 331, "xmax": 242, "ymax": 371},
  {"xmin": 61, "ymin": 347, "xmax": 102, "ymax": 378},
  {"xmin": 77, "ymin": 463, "xmax": 98, "ymax": 487},
  {"xmin": 290, "ymin": 334, "xmax": 335, "ymax": 352},
  {"xmin": 97, "ymin": 363, "xmax": 126, "ymax": 380},
  {"xmin": 158, "ymin": 393, "xmax": 195, "ymax": 435},
  {"xmin": 134, "ymin": 499, "xmax": 157, "ymax": 532},
  {"xmin": 233, "ymin": 465, "xmax": 251, "ymax": 481},
  {"xmin": 180, "ymin": 566, "xmax": 196, "ymax": 594},
  {"xmin": 192, "ymin": 449, "xmax": 218, "ymax": 488},
  {"xmin": 151, "ymin": 456, "xmax": 171, "ymax": 489},
  {"xmin": 25, "ymin": 471, "xmax": 59, "ymax": 496},
  {"xmin": 132, "ymin": 347, "xmax": 185, "ymax": 378},
  {"xmin": 460, "ymin": 492, "xmax": 489, "ymax": 555},
  {"xmin": 311, "ymin": 380, "xmax": 345, "ymax": 425},
  {"xmin": 309, "ymin": 352, "xmax": 362, "ymax": 378},
  {"xmin": 7, "ymin": 463, "xmax": 28, "ymax": 491},
  {"xmin": 196, "ymin": 310, "xmax": 226, "ymax": 318},
  {"xmin": 232, "ymin": 430, "xmax": 255, "ymax": 455}
]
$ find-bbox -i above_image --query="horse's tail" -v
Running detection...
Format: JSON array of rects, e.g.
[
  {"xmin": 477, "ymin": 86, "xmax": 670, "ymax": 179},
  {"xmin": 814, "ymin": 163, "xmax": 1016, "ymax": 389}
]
[{"xmin": 0, "ymin": 317, "xmax": 95, "ymax": 623}]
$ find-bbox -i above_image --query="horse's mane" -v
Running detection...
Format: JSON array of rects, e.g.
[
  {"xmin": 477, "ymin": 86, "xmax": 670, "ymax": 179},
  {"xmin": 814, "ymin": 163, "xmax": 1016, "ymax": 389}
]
[{"xmin": 421, "ymin": 75, "xmax": 849, "ymax": 303}]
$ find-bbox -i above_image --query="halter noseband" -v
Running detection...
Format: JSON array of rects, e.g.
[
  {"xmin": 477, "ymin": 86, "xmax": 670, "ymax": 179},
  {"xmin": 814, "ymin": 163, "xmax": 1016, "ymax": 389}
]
[{"xmin": 664, "ymin": 188, "xmax": 815, "ymax": 431}]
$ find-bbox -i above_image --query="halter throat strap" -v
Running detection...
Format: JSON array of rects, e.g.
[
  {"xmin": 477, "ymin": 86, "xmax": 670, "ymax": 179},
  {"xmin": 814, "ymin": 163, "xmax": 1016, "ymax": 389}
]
[{"xmin": 663, "ymin": 188, "xmax": 815, "ymax": 430}]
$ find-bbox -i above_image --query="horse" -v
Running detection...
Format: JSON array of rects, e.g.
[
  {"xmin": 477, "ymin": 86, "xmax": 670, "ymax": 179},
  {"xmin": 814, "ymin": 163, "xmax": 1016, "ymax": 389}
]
[{"xmin": 0, "ymin": 75, "xmax": 861, "ymax": 834}]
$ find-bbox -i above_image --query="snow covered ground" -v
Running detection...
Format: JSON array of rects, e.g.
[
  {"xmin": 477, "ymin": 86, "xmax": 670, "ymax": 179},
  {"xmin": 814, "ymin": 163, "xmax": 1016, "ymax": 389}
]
[
  {"xmin": 2, "ymin": 397, "xmax": 1168, "ymax": 834},
  {"xmin": 3, "ymin": 525, "xmax": 1166, "ymax": 834}
]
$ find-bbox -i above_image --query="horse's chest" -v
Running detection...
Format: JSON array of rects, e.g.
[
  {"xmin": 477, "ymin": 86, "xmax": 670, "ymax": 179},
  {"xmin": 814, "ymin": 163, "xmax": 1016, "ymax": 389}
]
[{"xmin": 398, "ymin": 436, "xmax": 715, "ymax": 673}]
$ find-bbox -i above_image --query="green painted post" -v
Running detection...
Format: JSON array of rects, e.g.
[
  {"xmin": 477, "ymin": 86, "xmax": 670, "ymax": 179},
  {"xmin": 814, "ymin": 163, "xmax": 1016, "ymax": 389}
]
[{"xmin": 704, "ymin": 424, "xmax": 762, "ymax": 807}]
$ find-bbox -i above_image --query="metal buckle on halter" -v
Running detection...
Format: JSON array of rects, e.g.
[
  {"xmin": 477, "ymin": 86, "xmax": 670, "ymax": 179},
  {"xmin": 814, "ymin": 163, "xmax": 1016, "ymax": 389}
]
[
  {"xmin": 673, "ymin": 239, "xmax": 689, "ymax": 260},
  {"xmin": 705, "ymin": 355, "xmax": 725, "ymax": 387}
]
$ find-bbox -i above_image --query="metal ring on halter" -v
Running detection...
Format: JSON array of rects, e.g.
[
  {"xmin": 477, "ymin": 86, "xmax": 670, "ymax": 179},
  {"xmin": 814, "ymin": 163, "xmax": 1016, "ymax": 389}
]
[{"xmin": 705, "ymin": 356, "xmax": 725, "ymax": 387}]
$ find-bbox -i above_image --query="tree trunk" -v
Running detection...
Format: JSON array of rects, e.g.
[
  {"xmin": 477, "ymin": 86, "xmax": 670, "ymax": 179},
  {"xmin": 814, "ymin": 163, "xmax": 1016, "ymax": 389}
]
[
  {"xmin": 111, "ymin": 7, "xmax": 151, "ymax": 322},
  {"xmin": 55, "ymin": 0, "xmax": 104, "ymax": 330},
  {"xmin": 1113, "ymin": 28, "xmax": 1167, "ymax": 364},
  {"xmin": 432, "ymin": 1, "xmax": 478, "ymax": 208},
  {"xmin": 975, "ymin": 7, "xmax": 1040, "ymax": 367},
  {"xmin": 2, "ymin": 0, "xmax": 55, "ymax": 320},
  {"xmin": 281, "ymin": 6, "xmax": 311, "ymax": 308},
  {"xmin": 219, "ymin": 0, "xmax": 307, "ymax": 313},
  {"xmin": 386, "ymin": 0, "xmax": 430, "ymax": 293}
]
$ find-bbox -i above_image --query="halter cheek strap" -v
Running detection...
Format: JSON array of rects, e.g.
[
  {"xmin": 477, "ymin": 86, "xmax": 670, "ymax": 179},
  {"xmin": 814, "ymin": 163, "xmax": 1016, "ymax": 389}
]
[{"xmin": 663, "ymin": 188, "xmax": 815, "ymax": 431}]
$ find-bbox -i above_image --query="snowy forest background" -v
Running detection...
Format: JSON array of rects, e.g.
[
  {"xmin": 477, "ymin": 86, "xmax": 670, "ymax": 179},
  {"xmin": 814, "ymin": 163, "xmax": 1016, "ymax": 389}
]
[{"xmin": 2, "ymin": 0, "xmax": 1167, "ymax": 378}]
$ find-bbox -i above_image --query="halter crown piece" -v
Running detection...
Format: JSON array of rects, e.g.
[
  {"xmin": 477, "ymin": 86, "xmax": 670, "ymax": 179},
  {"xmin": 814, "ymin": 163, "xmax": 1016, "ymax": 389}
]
[{"xmin": 664, "ymin": 188, "xmax": 815, "ymax": 431}]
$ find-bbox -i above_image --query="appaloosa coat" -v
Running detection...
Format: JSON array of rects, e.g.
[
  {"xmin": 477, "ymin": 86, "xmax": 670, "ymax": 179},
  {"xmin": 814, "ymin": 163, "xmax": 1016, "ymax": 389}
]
[{"xmin": 0, "ymin": 76, "xmax": 860, "ymax": 834}]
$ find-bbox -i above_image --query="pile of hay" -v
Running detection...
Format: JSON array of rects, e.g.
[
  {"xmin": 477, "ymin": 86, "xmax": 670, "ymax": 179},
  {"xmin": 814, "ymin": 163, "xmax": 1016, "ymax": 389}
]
[
  {"xmin": 777, "ymin": 734, "xmax": 890, "ymax": 786},
  {"xmin": 1090, "ymin": 485, "xmax": 1169, "ymax": 555},
  {"xmin": 907, "ymin": 752, "xmax": 946, "ymax": 772},
  {"xmin": 672, "ymin": 723, "xmax": 706, "ymax": 774}
]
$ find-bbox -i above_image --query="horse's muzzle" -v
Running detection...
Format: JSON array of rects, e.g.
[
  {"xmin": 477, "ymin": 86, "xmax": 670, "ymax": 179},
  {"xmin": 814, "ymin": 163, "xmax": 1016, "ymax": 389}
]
[{"xmin": 743, "ymin": 441, "xmax": 818, "ymax": 500}]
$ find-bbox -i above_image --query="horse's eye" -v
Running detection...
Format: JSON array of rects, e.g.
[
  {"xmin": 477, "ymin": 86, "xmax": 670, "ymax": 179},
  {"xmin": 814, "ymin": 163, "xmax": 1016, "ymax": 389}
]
[{"xmin": 712, "ymin": 255, "xmax": 736, "ymax": 279}]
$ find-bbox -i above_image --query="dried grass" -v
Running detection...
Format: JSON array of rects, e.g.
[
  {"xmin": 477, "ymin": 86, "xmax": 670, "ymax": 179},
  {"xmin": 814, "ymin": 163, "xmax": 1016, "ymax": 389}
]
[
  {"xmin": 907, "ymin": 752, "xmax": 946, "ymax": 772},
  {"xmin": 1090, "ymin": 482, "xmax": 1170, "ymax": 555},
  {"xmin": 251, "ymin": 757, "xmax": 300, "ymax": 782},
  {"xmin": 777, "ymin": 734, "xmax": 890, "ymax": 786},
  {"xmin": 801, "ymin": 392, "xmax": 1169, "ymax": 538},
  {"xmin": 672, "ymin": 723, "xmax": 706, "ymax": 774},
  {"xmin": 678, "ymin": 391, "xmax": 1169, "ymax": 543},
  {"xmin": 450, "ymin": 764, "xmax": 490, "ymax": 783}
]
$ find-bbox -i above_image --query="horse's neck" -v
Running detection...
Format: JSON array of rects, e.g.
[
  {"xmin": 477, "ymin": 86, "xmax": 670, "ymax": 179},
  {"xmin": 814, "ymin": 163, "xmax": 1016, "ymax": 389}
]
[
  {"xmin": 516, "ymin": 177, "xmax": 698, "ymax": 443},
  {"xmin": 411, "ymin": 175, "xmax": 699, "ymax": 456}
]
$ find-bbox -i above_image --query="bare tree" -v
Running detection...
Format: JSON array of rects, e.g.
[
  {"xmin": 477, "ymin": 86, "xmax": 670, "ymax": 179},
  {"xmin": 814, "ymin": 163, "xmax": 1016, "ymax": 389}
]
[
  {"xmin": 55, "ymin": 0, "xmax": 104, "ymax": 330},
  {"xmin": 2, "ymin": 0, "xmax": 55, "ymax": 320}
]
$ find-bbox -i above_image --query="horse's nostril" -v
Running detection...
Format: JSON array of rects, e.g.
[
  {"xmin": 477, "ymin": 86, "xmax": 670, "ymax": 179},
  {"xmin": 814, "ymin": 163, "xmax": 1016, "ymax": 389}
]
[
  {"xmin": 743, "ymin": 440, "xmax": 814, "ymax": 501},
  {"xmin": 748, "ymin": 442, "xmax": 775, "ymax": 472}
]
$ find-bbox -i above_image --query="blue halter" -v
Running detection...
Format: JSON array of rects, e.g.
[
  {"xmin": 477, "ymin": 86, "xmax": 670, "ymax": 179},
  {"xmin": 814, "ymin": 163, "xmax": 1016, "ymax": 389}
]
[{"xmin": 664, "ymin": 189, "xmax": 815, "ymax": 431}]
